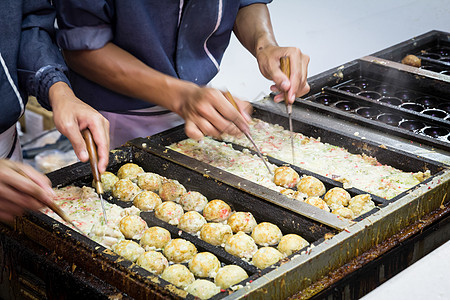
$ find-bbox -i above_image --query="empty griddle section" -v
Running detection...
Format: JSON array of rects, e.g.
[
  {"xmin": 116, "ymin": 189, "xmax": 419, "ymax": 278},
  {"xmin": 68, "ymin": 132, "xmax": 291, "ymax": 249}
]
[
  {"xmin": 41, "ymin": 146, "xmax": 334, "ymax": 299},
  {"xmin": 289, "ymin": 56, "xmax": 450, "ymax": 152},
  {"xmin": 371, "ymin": 30, "xmax": 450, "ymax": 74}
]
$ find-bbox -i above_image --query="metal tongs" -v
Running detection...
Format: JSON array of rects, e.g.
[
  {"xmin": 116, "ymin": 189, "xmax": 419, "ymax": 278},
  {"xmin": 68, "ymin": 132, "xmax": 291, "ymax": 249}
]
[
  {"xmin": 82, "ymin": 129, "xmax": 108, "ymax": 225},
  {"xmin": 280, "ymin": 56, "xmax": 295, "ymax": 164},
  {"xmin": 223, "ymin": 91, "xmax": 273, "ymax": 176}
]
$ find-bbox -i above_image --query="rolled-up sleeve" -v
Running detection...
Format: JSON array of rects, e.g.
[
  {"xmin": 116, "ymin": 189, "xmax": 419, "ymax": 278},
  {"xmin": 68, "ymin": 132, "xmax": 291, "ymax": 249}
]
[
  {"xmin": 18, "ymin": 0, "xmax": 71, "ymax": 110},
  {"xmin": 54, "ymin": 0, "xmax": 114, "ymax": 51}
]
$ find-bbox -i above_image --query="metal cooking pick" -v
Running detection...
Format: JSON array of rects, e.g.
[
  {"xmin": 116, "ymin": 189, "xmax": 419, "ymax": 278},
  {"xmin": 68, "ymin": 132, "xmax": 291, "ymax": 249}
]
[
  {"xmin": 223, "ymin": 91, "xmax": 273, "ymax": 176},
  {"xmin": 280, "ymin": 56, "xmax": 295, "ymax": 164},
  {"xmin": 82, "ymin": 129, "xmax": 108, "ymax": 225}
]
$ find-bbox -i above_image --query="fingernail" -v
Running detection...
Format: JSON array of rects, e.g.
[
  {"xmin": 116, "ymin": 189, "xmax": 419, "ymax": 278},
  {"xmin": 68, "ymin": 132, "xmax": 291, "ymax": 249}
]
[
  {"xmin": 282, "ymin": 81, "xmax": 289, "ymax": 90},
  {"xmin": 81, "ymin": 150, "xmax": 88, "ymax": 160}
]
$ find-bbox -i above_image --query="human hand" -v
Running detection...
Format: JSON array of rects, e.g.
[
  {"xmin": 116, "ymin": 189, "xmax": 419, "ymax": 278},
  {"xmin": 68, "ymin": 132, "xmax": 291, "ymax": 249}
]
[
  {"xmin": 49, "ymin": 82, "xmax": 110, "ymax": 173},
  {"xmin": 256, "ymin": 45, "xmax": 310, "ymax": 104},
  {"xmin": 177, "ymin": 86, "xmax": 252, "ymax": 140},
  {"xmin": 0, "ymin": 159, "xmax": 55, "ymax": 223}
]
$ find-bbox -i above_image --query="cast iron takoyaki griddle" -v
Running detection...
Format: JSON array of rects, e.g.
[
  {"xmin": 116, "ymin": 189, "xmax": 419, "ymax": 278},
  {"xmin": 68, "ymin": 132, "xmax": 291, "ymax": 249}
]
[{"xmin": 42, "ymin": 146, "xmax": 334, "ymax": 299}]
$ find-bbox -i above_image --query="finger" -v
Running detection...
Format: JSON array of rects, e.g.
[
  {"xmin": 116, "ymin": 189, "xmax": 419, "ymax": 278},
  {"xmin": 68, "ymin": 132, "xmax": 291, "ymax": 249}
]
[
  {"xmin": 214, "ymin": 94, "xmax": 249, "ymax": 135},
  {"xmin": 184, "ymin": 120, "xmax": 205, "ymax": 141},
  {"xmin": 0, "ymin": 198, "xmax": 26, "ymax": 217},
  {"xmin": 59, "ymin": 119, "xmax": 89, "ymax": 163},
  {"xmin": 19, "ymin": 163, "xmax": 55, "ymax": 197},
  {"xmin": 293, "ymin": 53, "xmax": 310, "ymax": 99},
  {"xmin": 0, "ymin": 171, "xmax": 53, "ymax": 208}
]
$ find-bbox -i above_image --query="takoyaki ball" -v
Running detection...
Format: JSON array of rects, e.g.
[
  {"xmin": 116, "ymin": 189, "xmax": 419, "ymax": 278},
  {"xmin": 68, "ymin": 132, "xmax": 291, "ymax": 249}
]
[
  {"xmin": 112, "ymin": 179, "xmax": 141, "ymax": 201},
  {"xmin": 132, "ymin": 190, "xmax": 162, "ymax": 211},
  {"xmin": 200, "ymin": 223, "xmax": 233, "ymax": 246},
  {"xmin": 117, "ymin": 163, "xmax": 144, "ymax": 182},
  {"xmin": 252, "ymin": 247, "xmax": 284, "ymax": 269},
  {"xmin": 401, "ymin": 54, "xmax": 421, "ymax": 67},
  {"xmin": 179, "ymin": 191, "xmax": 208, "ymax": 212},
  {"xmin": 227, "ymin": 212, "xmax": 257, "ymax": 234},
  {"xmin": 202, "ymin": 199, "xmax": 231, "ymax": 222},
  {"xmin": 224, "ymin": 231, "xmax": 258, "ymax": 259},
  {"xmin": 186, "ymin": 279, "xmax": 220, "ymax": 300},
  {"xmin": 137, "ymin": 172, "xmax": 162, "ymax": 192},
  {"xmin": 96, "ymin": 171, "xmax": 118, "ymax": 193},
  {"xmin": 163, "ymin": 238, "xmax": 197, "ymax": 263},
  {"xmin": 178, "ymin": 211, "xmax": 207, "ymax": 234},
  {"xmin": 112, "ymin": 240, "xmax": 145, "ymax": 262},
  {"xmin": 161, "ymin": 264, "xmax": 195, "ymax": 289},
  {"xmin": 215, "ymin": 265, "xmax": 248, "ymax": 289},
  {"xmin": 140, "ymin": 226, "xmax": 171, "ymax": 250},
  {"xmin": 158, "ymin": 180, "xmax": 186, "ymax": 202},
  {"xmin": 280, "ymin": 188, "xmax": 305, "ymax": 201},
  {"xmin": 332, "ymin": 207, "xmax": 355, "ymax": 220},
  {"xmin": 251, "ymin": 222, "xmax": 283, "ymax": 246},
  {"xmin": 154, "ymin": 201, "xmax": 184, "ymax": 225},
  {"xmin": 348, "ymin": 194, "xmax": 375, "ymax": 216},
  {"xmin": 188, "ymin": 252, "xmax": 221, "ymax": 278},
  {"xmin": 304, "ymin": 196, "xmax": 330, "ymax": 212},
  {"xmin": 118, "ymin": 215, "xmax": 147, "ymax": 239},
  {"xmin": 273, "ymin": 166, "xmax": 300, "ymax": 188},
  {"xmin": 136, "ymin": 250, "xmax": 168, "ymax": 275},
  {"xmin": 277, "ymin": 234, "xmax": 309, "ymax": 256},
  {"xmin": 297, "ymin": 176, "xmax": 326, "ymax": 197},
  {"xmin": 324, "ymin": 187, "xmax": 351, "ymax": 210}
]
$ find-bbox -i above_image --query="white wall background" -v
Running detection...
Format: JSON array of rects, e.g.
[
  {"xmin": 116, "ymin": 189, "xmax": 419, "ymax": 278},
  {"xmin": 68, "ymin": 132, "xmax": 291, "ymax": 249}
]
[{"xmin": 210, "ymin": 0, "xmax": 450, "ymax": 101}]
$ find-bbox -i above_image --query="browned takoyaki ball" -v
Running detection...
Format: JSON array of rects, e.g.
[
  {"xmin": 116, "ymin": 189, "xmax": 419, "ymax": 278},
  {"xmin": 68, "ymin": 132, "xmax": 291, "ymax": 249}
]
[
  {"xmin": 178, "ymin": 211, "xmax": 207, "ymax": 234},
  {"xmin": 112, "ymin": 240, "xmax": 145, "ymax": 262},
  {"xmin": 136, "ymin": 251, "xmax": 168, "ymax": 275},
  {"xmin": 188, "ymin": 252, "xmax": 221, "ymax": 278},
  {"xmin": 251, "ymin": 247, "xmax": 284, "ymax": 269},
  {"xmin": 304, "ymin": 196, "xmax": 330, "ymax": 212},
  {"xmin": 163, "ymin": 238, "xmax": 198, "ymax": 263},
  {"xmin": 224, "ymin": 231, "xmax": 258, "ymax": 259},
  {"xmin": 137, "ymin": 172, "xmax": 162, "ymax": 192},
  {"xmin": 277, "ymin": 234, "xmax": 309, "ymax": 256},
  {"xmin": 202, "ymin": 199, "xmax": 231, "ymax": 222},
  {"xmin": 96, "ymin": 171, "xmax": 118, "ymax": 193},
  {"xmin": 154, "ymin": 201, "xmax": 184, "ymax": 225},
  {"xmin": 226, "ymin": 212, "xmax": 257, "ymax": 234},
  {"xmin": 273, "ymin": 166, "xmax": 300, "ymax": 188},
  {"xmin": 200, "ymin": 223, "xmax": 233, "ymax": 246},
  {"xmin": 348, "ymin": 194, "xmax": 375, "ymax": 216},
  {"xmin": 297, "ymin": 176, "xmax": 326, "ymax": 197},
  {"xmin": 332, "ymin": 207, "xmax": 355, "ymax": 220},
  {"xmin": 158, "ymin": 180, "xmax": 186, "ymax": 202},
  {"xmin": 161, "ymin": 264, "xmax": 195, "ymax": 289},
  {"xmin": 118, "ymin": 214, "xmax": 147, "ymax": 239},
  {"xmin": 214, "ymin": 265, "xmax": 248, "ymax": 289},
  {"xmin": 133, "ymin": 190, "xmax": 162, "ymax": 211},
  {"xmin": 140, "ymin": 226, "xmax": 171, "ymax": 250},
  {"xmin": 401, "ymin": 54, "xmax": 421, "ymax": 67},
  {"xmin": 251, "ymin": 222, "xmax": 283, "ymax": 246},
  {"xmin": 117, "ymin": 163, "xmax": 144, "ymax": 182},
  {"xmin": 112, "ymin": 179, "xmax": 141, "ymax": 201},
  {"xmin": 324, "ymin": 187, "xmax": 351, "ymax": 210},
  {"xmin": 179, "ymin": 191, "xmax": 208, "ymax": 212}
]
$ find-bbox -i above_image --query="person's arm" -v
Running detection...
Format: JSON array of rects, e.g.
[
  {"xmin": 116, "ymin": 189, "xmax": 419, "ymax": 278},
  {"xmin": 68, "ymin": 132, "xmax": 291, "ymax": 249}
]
[
  {"xmin": 233, "ymin": 3, "xmax": 310, "ymax": 104},
  {"xmin": 0, "ymin": 160, "xmax": 54, "ymax": 223},
  {"xmin": 18, "ymin": 0, "xmax": 109, "ymax": 172},
  {"xmin": 63, "ymin": 43, "xmax": 249, "ymax": 140}
]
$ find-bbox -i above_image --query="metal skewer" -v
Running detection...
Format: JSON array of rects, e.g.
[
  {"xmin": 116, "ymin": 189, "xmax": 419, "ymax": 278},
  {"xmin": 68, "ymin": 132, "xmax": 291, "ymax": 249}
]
[
  {"xmin": 82, "ymin": 129, "xmax": 108, "ymax": 225},
  {"xmin": 280, "ymin": 56, "xmax": 295, "ymax": 164},
  {"xmin": 223, "ymin": 91, "xmax": 273, "ymax": 176}
]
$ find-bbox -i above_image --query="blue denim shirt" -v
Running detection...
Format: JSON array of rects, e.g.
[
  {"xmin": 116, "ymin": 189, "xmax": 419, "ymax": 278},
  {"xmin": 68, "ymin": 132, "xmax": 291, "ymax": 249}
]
[
  {"xmin": 0, "ymin": 0, "xmax": 71, "ymax": 134},
  {"xmin": 55, "ymin": 0, "xmax": 271, "ymax": 113}
]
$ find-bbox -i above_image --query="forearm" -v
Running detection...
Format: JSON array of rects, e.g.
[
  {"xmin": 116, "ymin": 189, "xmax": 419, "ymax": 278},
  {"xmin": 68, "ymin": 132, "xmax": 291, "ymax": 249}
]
[
  {"xmin": 233, "ymin": 4, "xmax": 278, "ymax": 57},
  {"xmin": 63, "ymin": 43, "xmax": 197, "ymax": 115}
]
